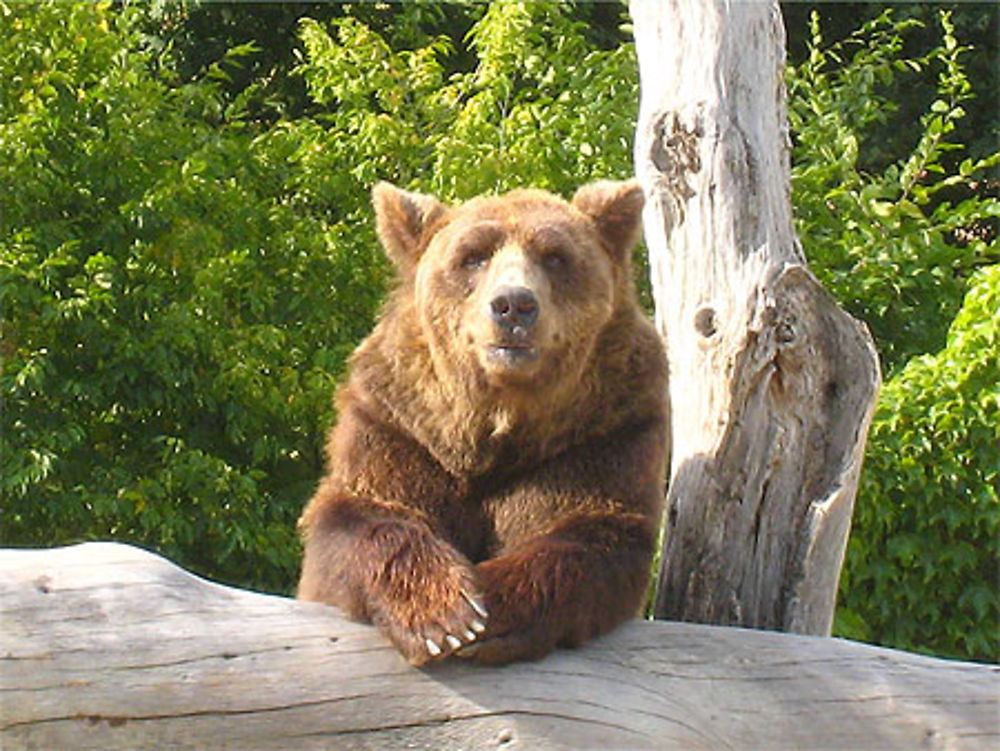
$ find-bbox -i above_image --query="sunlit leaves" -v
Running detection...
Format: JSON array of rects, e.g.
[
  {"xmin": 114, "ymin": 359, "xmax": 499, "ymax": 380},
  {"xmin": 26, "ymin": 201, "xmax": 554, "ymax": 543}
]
[
  {"xmin": 786, "ymin": 8, "xmax": 998, "ymax": 662},
  {"xmin": 837, "ymin": 266, "xmax": 999, "ymax": 661},
  {"xmin": 0, "ymin": 2, "xmax": 350, "ymax": 593},
  {"xmin": 295, "ymin": 2, "xmax": 636, "ymax": 201},
  {"xmin": 788, "ymin": 10, "xmax": 999, "ymax": 376}
]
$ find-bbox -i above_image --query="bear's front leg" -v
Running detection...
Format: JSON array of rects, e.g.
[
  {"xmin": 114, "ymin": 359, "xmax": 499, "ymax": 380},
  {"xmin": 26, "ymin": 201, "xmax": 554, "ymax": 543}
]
[
  {"xmin": 463, "ymin": 510, "xmax": 657, "ymax": 664},
  {"xmin": 299, "ymin": 495, "xmax": 488, "ymax": 665},
  {"xmin": 459, "ymin": 419, "xmax": 667, "ymax": 665}
]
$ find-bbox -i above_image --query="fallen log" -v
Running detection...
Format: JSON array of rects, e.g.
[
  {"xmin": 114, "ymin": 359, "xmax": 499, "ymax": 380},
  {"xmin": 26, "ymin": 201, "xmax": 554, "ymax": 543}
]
[{"xmin": 1, "ymin": 542, "xmax": 996, "ymax": 750}]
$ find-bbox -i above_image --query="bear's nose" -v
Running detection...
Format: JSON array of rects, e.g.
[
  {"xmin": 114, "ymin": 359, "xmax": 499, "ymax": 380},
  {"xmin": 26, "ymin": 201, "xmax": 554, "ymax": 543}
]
[{"xmin": 489, "ymin": 286, "xmax": 539, "ymax": 330}]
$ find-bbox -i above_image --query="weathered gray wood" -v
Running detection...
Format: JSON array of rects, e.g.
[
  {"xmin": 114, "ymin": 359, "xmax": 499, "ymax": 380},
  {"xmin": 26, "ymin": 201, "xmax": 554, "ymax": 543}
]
[
  {"xmin": 631, "ymin": 0, "xmax": 881, "ymax": 633},
  {"xmin": 2, "ymin": 543, "xmax": 996, "ymax": 750}
]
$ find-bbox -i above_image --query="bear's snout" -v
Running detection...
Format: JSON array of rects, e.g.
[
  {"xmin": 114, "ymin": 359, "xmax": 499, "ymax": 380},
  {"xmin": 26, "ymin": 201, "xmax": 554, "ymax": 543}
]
[{"xmin": 488, "ymin": 286, "xmax": 539, "ymax": 332}]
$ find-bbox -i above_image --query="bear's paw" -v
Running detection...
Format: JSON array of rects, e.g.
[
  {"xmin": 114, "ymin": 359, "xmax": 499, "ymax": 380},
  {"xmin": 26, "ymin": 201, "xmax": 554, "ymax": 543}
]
[{"xmin": 366, "ymin": 529, "xmax": 487, "ymax": 665}]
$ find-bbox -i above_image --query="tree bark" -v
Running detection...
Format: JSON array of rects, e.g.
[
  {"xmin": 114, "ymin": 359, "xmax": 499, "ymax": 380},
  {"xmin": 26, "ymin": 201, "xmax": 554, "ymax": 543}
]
[
  {"xmin": 2, "ymin": 543, "xmax": 997, "ymax": 751},
  {"xmin": 631, "ymin": 0, "xmax": 881, "ymax": 634}
]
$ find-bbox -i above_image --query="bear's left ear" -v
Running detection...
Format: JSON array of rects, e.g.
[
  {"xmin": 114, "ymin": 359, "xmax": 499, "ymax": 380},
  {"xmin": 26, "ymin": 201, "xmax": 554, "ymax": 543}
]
[
  {"xmin": 372, "ymin": 182, "xmax": 446, "ymax": 271},
  {"xmin": 571, "ymin": 179, "xmax": 645, "ymax": 262}
]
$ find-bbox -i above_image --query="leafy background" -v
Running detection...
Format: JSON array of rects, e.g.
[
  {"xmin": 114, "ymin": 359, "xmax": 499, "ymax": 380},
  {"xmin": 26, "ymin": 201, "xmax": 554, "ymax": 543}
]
[{"xmin": 2, "ymin": 1, "xmax": 996, "ymax": 661}]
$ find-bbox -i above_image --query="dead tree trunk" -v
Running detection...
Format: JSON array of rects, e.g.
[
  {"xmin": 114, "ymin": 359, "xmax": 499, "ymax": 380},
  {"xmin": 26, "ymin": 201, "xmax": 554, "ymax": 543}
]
[{"xmin": 631, "ymin": 0, "xmax": 881, "ymax": 634}]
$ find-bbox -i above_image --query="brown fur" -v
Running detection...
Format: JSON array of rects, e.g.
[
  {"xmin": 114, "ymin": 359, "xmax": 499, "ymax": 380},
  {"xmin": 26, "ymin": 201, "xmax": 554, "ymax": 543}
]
[{"xmin": 298, "ymin": 180, "xmax": 670, "ymax": 665}]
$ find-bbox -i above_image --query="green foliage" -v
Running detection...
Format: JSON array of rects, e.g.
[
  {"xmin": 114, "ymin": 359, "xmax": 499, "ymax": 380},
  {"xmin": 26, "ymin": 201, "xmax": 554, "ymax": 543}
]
[
  {"xmin": 0, "ymin": 1, "xmax": 380, "ymax": 592},
  {"xmin": 788, "ymin": 10, "xmax": 999, "ymax": 661},
  {"xmin": 295, "ymin": 1, "xmax": 637, "ymax": 201},
  {"xmin": 788, "ymin": 10, "xmax": 999, "ymax": 375},
  {"xmin": 836, "ymin": 265, "xmax": 999, "ymax": 662},
  {"xmin": 782, "ymin": 3, "xmax": 999, "ymax": 170}
]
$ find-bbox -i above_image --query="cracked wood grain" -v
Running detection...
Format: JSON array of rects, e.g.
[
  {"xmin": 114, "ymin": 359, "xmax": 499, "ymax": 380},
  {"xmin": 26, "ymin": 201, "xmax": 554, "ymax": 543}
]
[{"xmin": 2, "ymin": 543, "xmax": 997, "ymax": 750}]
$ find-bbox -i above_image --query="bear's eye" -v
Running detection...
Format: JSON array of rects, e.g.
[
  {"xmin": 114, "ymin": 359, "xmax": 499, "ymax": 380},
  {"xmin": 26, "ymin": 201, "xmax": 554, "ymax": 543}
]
[
  {"xmin": 460, "ymin": 251, "xmax": 489, "ymax": 271},
  {"xmin": 542, "ymin": 251, "xmax": 570, "ymax": 272}
]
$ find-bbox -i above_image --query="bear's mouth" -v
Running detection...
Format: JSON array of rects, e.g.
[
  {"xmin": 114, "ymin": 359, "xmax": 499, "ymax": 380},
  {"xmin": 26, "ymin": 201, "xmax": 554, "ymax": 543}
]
[{"xmin": 485, "ymin": 343, "xmax": 539, "ymax": 369}]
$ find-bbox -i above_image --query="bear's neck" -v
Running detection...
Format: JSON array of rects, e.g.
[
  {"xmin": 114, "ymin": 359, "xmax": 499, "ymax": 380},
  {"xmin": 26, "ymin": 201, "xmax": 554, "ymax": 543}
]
[
  {"xmin": 358, "ymin": 343, "xmax": 580, "ymax": 477},
  {"xmin": 350, "ymin": 303, "xmax": 663, "ymax": 478}
]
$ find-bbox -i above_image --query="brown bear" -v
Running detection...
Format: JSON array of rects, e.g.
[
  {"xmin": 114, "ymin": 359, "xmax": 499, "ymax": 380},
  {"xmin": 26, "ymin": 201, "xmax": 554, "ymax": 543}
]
[{"xmin": 297, "ymin": 179, "xmax": 670, "ymax": 665}]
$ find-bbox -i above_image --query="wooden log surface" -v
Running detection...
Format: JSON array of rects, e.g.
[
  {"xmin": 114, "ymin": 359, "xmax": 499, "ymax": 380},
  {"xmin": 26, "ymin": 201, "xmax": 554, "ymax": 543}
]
[{"xmin": 1, "ymin": 542, "xmax": 996, "ymax": 750}]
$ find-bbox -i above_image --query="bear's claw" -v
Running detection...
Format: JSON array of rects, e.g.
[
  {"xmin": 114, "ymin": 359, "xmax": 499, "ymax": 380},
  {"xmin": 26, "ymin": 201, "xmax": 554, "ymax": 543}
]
[
  {"xmin": 422, "ymin": 624, "xmax": 481, "ymax": 661},
  {"xmin": 462, "ymin": 590, "xmax": 489, "ymax": 618}
]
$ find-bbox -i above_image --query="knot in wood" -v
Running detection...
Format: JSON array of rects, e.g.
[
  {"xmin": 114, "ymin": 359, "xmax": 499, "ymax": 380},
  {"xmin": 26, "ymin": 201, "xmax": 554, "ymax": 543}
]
[
  {"xmin": 650, "ymin": 110, "xmax": 702, "ymax": 213},
  {"xmin": 694, "ymin": 306, "xmax": 717, "ymax": 338},
  {"xmin": 776, "ymin": 321, "xmax": 795, "ymax": 344}
]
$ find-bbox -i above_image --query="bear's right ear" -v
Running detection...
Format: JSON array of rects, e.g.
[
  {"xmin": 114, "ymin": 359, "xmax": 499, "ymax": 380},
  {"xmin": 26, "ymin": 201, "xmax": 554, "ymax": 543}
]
[
  {"xmin": 372, "ymin": 182, "xmax": 446, "ymax": 271},
  {"xmin": 571, "ymin": 179, "xmax": 645, "ymax": 263}
]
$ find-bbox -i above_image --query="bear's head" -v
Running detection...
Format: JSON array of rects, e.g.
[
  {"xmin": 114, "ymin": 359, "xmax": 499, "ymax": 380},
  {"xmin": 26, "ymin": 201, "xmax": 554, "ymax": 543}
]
[{"xmin": 372, "ymin": 180, "xmax": 645, "ymax": 398}]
